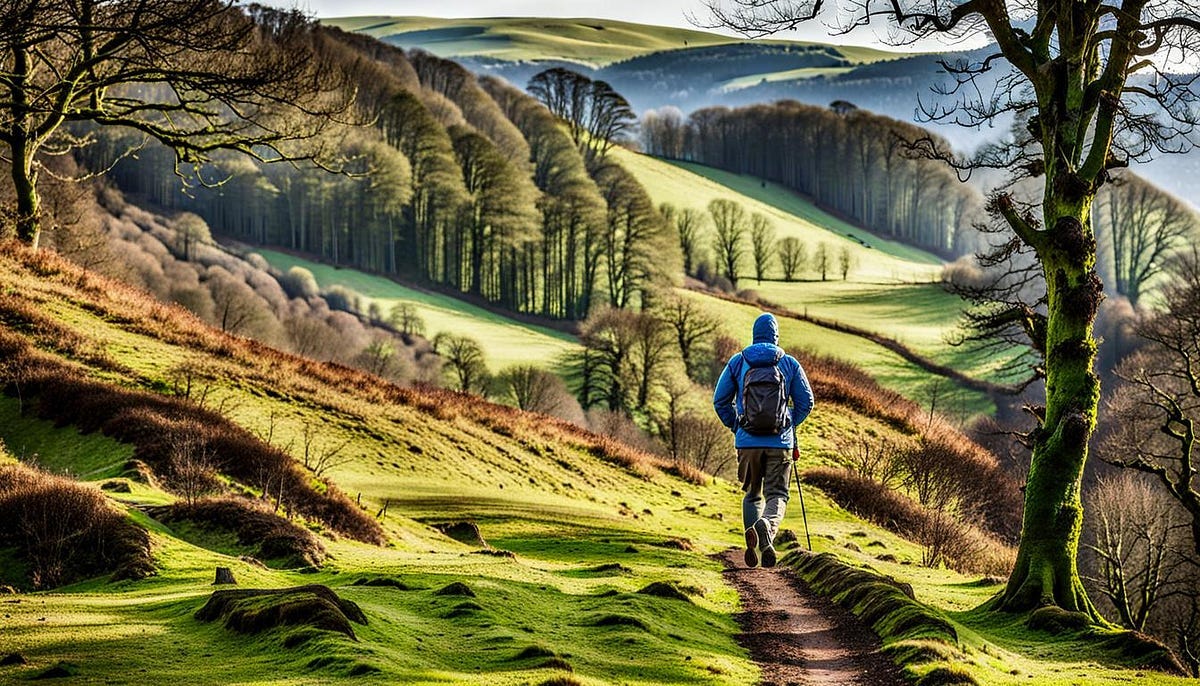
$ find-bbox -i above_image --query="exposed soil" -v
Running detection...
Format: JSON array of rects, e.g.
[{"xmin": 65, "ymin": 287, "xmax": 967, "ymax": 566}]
[{"xmin": 720, "ymin": 549, "xmax": 905, "ymax": 686}]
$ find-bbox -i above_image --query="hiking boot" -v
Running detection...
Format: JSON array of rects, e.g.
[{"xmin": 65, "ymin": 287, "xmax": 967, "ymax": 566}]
[
  {"xmin": 744, "ymin": 524, "xmax": 760, "ymax": 568},
  {"xmin": 754, "ymin": 519, "xmax": 777, "ymax": 568},
  {"xmin": 744, "ymin": 518, "xmax": 772, "ymax": 569}
]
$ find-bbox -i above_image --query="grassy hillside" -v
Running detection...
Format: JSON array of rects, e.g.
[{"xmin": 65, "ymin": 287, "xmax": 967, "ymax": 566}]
[
  {"xmin": 613, "ymin": 150, "xmax": 943, "ymax": 281},
  {"xmin": 325, "ymin": 16, "xmax": 899, "ymax": 67},
  {"xmin": 751, "ymin": 281, "xmax": 1029, "ymax": 387},
  {"xmin": 246, "ymin": 154, "xmax": 998, "ymax": 415},
  {"xmin": 254, "ymin": 245, "xmax": 993, "ymax": 416},
  {"xmin": 0, "ymin": 243, "xmax": 1185, "ymax": 685},
  {"xmin": 254, "ymin": 247, "xmax": 579, "ymax": 372},
  {"xmin": 0, "ymin": 242, "xmax": 747, "ymax": 684}
]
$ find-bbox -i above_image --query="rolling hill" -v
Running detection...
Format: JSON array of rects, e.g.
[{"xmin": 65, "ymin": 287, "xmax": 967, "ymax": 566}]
[
  {"xmin": 326, "ymin": 16, "xmax": 900, "ymax": 67},
  {"xmin": 330, "ymin": 15, "xmax": 1200, "ymax": 204},
  {"xmin": 0, "ymin": 241, "xmax": 1184, "ymax": 685}
]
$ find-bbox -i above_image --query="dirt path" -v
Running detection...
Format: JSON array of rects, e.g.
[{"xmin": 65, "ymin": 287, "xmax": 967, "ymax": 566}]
[{"xmin": 720, "ymin": 549, "xmax": 905, "ymax": 686}]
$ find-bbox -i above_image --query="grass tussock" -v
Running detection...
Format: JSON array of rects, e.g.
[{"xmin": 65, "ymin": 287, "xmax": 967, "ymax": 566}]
[
  {"xmin": 0, "ymin": 327, "xmax": 382, "ymax": 545},
  {"xmin": 802, "ymin": 467, "xmax": 1014, "ymax": 575},
  {"xmin": 194, "ymin": 585, "xmax": 367, "ymax": 641},
  {"xmin": 0, "ymin": 462, "xmax": 154, "ymax": 589},
  {"xmin": 147, "ymin": 497, "xmax": 326, "ymax": 568}
]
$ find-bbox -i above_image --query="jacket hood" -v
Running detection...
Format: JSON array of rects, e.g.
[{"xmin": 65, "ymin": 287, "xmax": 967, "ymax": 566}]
[
  {"xmin": 743, "ymin": 342, "xmax": 784, "ymax": 367},
  {"xmin": 752, "ymin": 313, "xmax": 779, "ymax": 344}
]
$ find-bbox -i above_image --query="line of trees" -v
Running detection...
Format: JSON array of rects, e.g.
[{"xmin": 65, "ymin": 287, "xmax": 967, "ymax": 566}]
[
  {"xmin": 641, "ymin": 102, "xmax": 983, "ymax": 257},
  {"xmin": 76, "ymin": 34, "xmax": 671, "ymax": 321},
  {"xmin": 662, "ymin": 197, "xmax": 849, "ymax": 288}
]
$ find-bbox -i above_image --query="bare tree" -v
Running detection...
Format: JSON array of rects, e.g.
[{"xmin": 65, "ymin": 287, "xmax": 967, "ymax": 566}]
[
  {"xmin": 0, "ymin": 2, "xmax": 353, "ymax": 248},
  {"xmin": 209, "ymin": 270, "xmax": 266, "ymax": 335},
  {"xmin": 528, "ymin": 68, "xmax": 635, "ymax": 163},
  {"xmin": 498, "ymin": 364, "xmax": 573, "ymax": 416},
  {"xmin": 632, "ymin": 311, "xmax": 678, "ymax": 409},
  {"xmin": 749, "ymin": 213, "xmax": 776, "ymax": 283},
  {"xmin": 578, "ymin": 308, "xmax": 640, "ymax": 412},
  {"xmin": 709, "ymin": 199, "xmax": 747, "ymax": 288},
  {"xmin": 353, "ymin": 334, "xmax": 409, "ymax": 382},
  {"xmin": 1085, "ymin": 473, "xmax": 1187, "ymax": 632},
  {"xmin": 700, "ymin": 0, "xmax": 1200, "ymax": 617},
  {"xmin": 813, "ymin": 242, "xmax": 830, "ymax": 282},
  {"xmin": 176, "ymin": 213, "xmax": 211, "ymax": 262},
  {"xmin": 838, "ymin": 245, "xmax": 853, "ymax": 280},
  {"xmin": 165, "ymin": 428, "xmax": 219, "ymax": 506},
  {"xmin": 663, "ymin": 204, "xmax": 707, "ymax": 276},
  {"xmin": 777, "ymin": 237, "xmax": 807, "ymax": 282},
  {"xmin": 433, "ymin": 333, "xmax": 490, "ymax": 394},
  {"xmin": 388, "ymin": 303, "xmax": 426, "ymax": 337},
  {"xmin": 835, "ymin": 431, "xmax": 902, "ymax": 488},
  {"xmin": 657, "ymin": 294, "xmax": 720, "ymax": 382},
  {"xmin": 300, "ymin": 421, "xmax": 353, "ymax": 478},
  {"xmin": 1104, "ymin": 249, "xmax": 1200, "ymax": 559},
  {"xmin": 1095, "ymin": 176, "xmax": 1196, "ymax": 306}
]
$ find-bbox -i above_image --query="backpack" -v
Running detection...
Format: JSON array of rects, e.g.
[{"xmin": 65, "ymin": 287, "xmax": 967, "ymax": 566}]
[{"xmin": 737, "ymin": 357, "xmax": 789, "ymax": 435}]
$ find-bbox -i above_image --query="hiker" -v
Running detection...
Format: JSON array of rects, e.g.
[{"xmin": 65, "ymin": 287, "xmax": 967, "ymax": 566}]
[{"xmin": 713, "ymin": 313, "xmax": 814, "ymax": 568}]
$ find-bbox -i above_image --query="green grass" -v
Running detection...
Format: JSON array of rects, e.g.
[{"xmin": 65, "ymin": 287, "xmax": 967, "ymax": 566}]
[
  {"xmin": 325, "ymin": 16, "xmax": 901, "ymax": 67},
  {"xmin": 0, "ymin": 397, "xmax": 133, "ymax": 480},
  {"xmin": 613, "ymin": 149, "xmax": 943, "ymax": 282},
  {"xmin": 753, "ymin": 281, "xmax": 1029, "ymax": 387},
  {"xmin": 253, "ymin": 248, "xmax": 579, "ymax": 372},
  {"xmin": 0, "ymin": 257, "xmax": 752, "ymax": 684},
  {"xmin": 0, "ymin": 247, "xmax": 1186, "ymax": 686},
  {"xmin": 718, "ymin": 66, "xmax": 857, "ymax": 91}
]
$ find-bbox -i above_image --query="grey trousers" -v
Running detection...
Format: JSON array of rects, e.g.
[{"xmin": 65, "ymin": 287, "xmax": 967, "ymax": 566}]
[{"xmin": 737, "ymin": 448, "xmax": 791, "ymax": 541}]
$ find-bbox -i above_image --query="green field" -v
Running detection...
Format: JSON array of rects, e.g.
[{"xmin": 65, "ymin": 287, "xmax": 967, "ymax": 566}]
[
  {"xmin": 254, "ymin": 248, "xmax": 579, "ymax": 372},
  {"xmin": 0, "ymin": 247, "xmax": 1186, "ymax": 686},
  {"xmin": 681, "ymin": 289, "xmax": 994, "ymax": 420},
  {"xmin": 718, "ymin": 66, "xmax": 857, "ymax": 91},
  {"xmin": 753, "ymin": 281, "xmax": 1028, "ymax": 387},
  {"xmin": 325, "ymin": 16, "xmax": 901, "ymax": 67},
  {"xmin": 613, "ymin": 149, "xmax": 944, "ymax": 283}
]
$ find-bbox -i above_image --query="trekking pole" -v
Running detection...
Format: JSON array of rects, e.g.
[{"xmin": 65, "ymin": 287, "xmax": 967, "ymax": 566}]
[{"xmin": 791, "ymin": 444, "xmax": 812, "ymax": 550}]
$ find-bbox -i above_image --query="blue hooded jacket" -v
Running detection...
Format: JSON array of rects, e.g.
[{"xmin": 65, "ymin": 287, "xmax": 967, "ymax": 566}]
[{"xmin": 712, "ymin": 313, "xmax": 815, "ymax": 449}]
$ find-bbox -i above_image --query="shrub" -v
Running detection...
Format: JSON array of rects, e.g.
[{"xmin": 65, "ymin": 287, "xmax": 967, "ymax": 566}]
[
  {"xmin": 148, "ymin": 497, "xmax": 325, "ymax": 568},
  {"xmin": 277, "ymin": 266, "xmax": 319, "ymax": 300},
  {"xmin": 5, "ymin": 352, "xmax": 383, "ymax": 545},
  {"xmin": 0, "ymin": 463, "xmax": 154, "ymax": 588},
  {"xmin": 802, "ymin": 467, "xmax": 1014, "ymax": 575},
  {"xmin": 323, "ymin": 285, "xmax": 363, "ymax": 314}
]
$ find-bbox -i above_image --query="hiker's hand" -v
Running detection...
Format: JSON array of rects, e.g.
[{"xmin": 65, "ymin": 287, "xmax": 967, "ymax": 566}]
[{"xmin": 792, "ymin": 446, "xmax": 800, "ymax": 462}]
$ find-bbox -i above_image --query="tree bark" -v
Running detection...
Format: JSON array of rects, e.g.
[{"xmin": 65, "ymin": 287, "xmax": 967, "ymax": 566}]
[
  {"xmin": 996, "ymin": 202, "xmax": 1103, "ymax": 618},
  {"xmin": 12, "ymin": 140, "xmax": 40, "ymax": 249}
]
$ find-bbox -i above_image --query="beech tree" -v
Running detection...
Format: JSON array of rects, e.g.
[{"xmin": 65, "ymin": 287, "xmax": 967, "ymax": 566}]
[
  {"xmin": 1094, "ymin": 176, "xmax": 1196, "ymax": 305},
  {"xmin": 702, "ymin": 0, "xmax": 1200, "ymax": 616},
  {"xmin": 709, "ymin": 198, "xmax": 747, "ymax": 288},
  {"xmin": 777, "ymin": 236, "xmax": 807, "ymax": 281},
  {"xmin": 528, "ymin": 68, "xmax": 636, "ymax": 164},
  {"xmin": 749, "ymin": 213, "xmax": 776, "ymax": 283},
  {"xmin": 0, "ymin": 2, "xmax": 351, "ymax": 248}
]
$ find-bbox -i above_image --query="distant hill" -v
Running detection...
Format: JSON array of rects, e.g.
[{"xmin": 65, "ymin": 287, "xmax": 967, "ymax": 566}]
[
  {"xmin": 326, "ymin": 15, "xmax": 900, "ymax": 67},
  {"xmin": 330, "ymin": 15, "xmax": 1200, "ymax": 203}
]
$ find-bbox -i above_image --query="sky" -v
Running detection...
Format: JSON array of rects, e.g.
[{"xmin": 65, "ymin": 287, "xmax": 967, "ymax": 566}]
[{"xmin": 265, "ymin": 0, "xmax": 969, "ymax": 49}]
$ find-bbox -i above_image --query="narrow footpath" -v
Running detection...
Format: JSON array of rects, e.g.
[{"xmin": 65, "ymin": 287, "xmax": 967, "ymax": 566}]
[{"xmin": 720, "ymin": 550, "xmax": 905, "ymax": 686}]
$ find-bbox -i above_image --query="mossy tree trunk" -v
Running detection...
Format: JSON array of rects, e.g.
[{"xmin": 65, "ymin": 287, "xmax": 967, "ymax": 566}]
[
  {"xmin": 11, "ymin": 144, "xmax": 40, "ymax": 249},
  {"xmin": 995, "ymin": 199, "xmax": 1104, "ymax": 616}
]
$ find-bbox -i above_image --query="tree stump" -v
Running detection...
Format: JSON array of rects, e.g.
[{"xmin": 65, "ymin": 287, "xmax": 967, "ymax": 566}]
[{"xmin": 213, "ymin": 567, "xmax": 236, "ymax": 585}]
